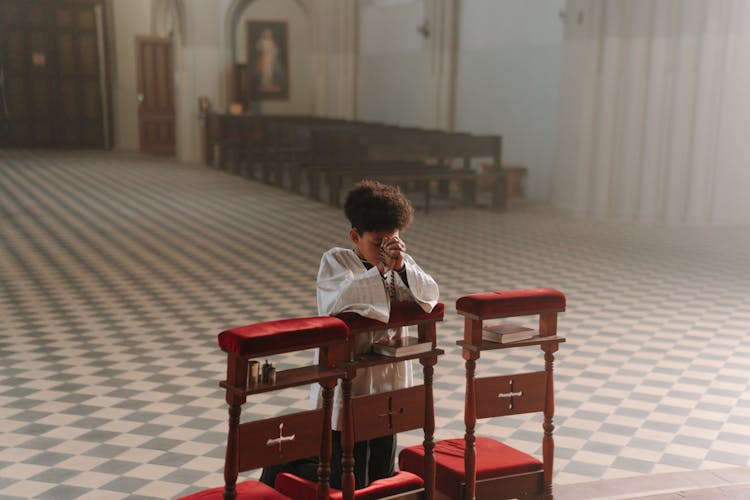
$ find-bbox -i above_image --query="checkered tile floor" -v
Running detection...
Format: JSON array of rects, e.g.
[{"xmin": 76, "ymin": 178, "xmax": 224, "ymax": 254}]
[{"xmin": 1, "ymin": 150, "xmax": 749, "ymax": 499}]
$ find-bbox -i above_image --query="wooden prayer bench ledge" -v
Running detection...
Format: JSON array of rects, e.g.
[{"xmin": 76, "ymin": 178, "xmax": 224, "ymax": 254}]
[
  {"xmin": 456, "ymin": 335, "xmax": 565, "ymax": 352},
  {"xmin": 336, "ymin": 301, "xmax": 445, "ymax": 368},
  {"xmin": 220, "ymin": 364, "xmax": 346, "ymax": 397},
  {"xmin": 344, "ymin": 348, "xmax": 445, "ymax": 369},
  {"xmin": 336, "ymin": 301, "xmax": 445, "ymax": 334}
]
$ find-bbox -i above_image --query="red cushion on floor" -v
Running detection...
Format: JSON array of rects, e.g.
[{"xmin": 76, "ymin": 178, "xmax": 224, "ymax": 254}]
[
  {"xmin": 398, "ymin": 437, "xmax": 542, "ymax": 496},
  {"xmin": 274, "ymin": 470, "xmax": 424, "ymax": 500},
  {"xmin": 337, "ymin": 301, "xmax": 445, "ymax": 332},
  {"xmin": 456, "ymin": 288, "xmax": 565, "ymax": 318},
  {"xmin": 218, "ymin": 316, "xmax": 349, "ymax": 357},
  {"xmin": 176, "ymin": 479, "xmax": 291, "ymax": 499}
]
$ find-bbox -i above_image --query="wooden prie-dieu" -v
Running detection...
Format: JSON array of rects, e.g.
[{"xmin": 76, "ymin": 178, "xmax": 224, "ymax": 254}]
[
  {"xmin": 177, "ymin": 315, "xmax": 349, "ymax": 500},
  {"xmin": 274, "ymin": 301, "xmax": 446, "ymax": 500},
  {"xmin": 399, "ymin": 289, "xmax": 566, "ymax": 499}
]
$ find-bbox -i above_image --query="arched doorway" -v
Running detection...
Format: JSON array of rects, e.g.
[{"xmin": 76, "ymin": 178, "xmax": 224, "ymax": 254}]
[{"xmin": 224, "ymin": 0, "xmax": 315, "ymax": 115}]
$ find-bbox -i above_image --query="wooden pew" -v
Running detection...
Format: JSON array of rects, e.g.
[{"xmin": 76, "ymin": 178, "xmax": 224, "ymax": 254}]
[
  {"xmin": 302, "ymin": 129, "xmax": 506, "ymax": 212},
  {"xmin": 203, "ymin": 114, "xmax": 507, "ymax": 213}
]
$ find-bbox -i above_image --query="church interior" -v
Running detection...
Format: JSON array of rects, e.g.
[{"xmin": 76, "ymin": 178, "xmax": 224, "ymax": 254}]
[{"xmin": 1, "ymin": 0, "xmax": 749, "ymax": 499}]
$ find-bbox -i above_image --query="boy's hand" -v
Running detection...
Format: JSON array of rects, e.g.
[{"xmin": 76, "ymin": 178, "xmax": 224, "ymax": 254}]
[{"xmin": 380, "ymin": 236, "xmax": 405, "ymax": 271}]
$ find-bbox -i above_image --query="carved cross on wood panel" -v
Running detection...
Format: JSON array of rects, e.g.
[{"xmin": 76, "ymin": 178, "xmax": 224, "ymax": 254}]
[
  {"xmin": 266, "ymin": 422, "xmax": 296, "ymax": 453},
  {"xmin": 377, "ymin": 396, "xmax": 405, "ymax": 429},
  {"xmin": 497, "ymin": 379, "xmax": 524, "ymax": 410}
]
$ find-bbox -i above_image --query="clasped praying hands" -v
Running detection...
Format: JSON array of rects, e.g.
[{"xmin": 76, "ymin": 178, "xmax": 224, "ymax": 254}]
[{"xmin": 379, "ymin": 236, "xmax": 406, "ymax": 273}]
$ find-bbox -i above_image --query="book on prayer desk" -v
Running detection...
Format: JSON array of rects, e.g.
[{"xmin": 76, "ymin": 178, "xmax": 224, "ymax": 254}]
[
  {"xmin": 371, "ymin": 336, "xmax": 433, "ymax": 357},
  {"xmin": 482, "ymin": 324, "xmax": 536, "ymax": 344}
]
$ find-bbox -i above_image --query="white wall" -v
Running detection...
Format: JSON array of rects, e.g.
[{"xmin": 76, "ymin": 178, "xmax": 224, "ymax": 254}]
[
  {"xmin": 110, "ymin": 0, "xmax": 358, "ymax": 160},
  {"xmin": 111, "ymin": 0, "xmax": 153, "ymax": 151},
  {"xmin": 358, "ymin": 0, "xmax": 424, "ymax": 126},
  {"xmin": 555, "ymin": 0, "xmax": 750, "ymax": 226},
  {"xmin": 173, "ymin": 0, "xmax": 226, "ymax": 162},
  {"xmin": 456, "ymin": 0, "xmax": 565, "ymax": 200}
]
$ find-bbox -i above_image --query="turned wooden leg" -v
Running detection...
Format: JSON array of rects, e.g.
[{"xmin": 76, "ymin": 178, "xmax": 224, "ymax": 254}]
[
  {"xmin": 540, "ymin": 311, "xmax": 558, "ymax": 500},
  {"xmin": 542, "ymin": 347, "xmax": 557, "ymax": 500},
  {"xmin": 341, "ymin": 376, "xmax": 355, "ymax": 500},
  {"xmin": 463, "ymin": 355, "xmax": 478, "ymax": 500},
  {"xmin": 461, "ymin": 317, "xmax": 483, "ymax": 500},
  {"xmin": 421, "ymin": 357, "xmax": 436, "ymax": 500},
  {"xmin": 223, "ymin": 403, "xmax": 240, "ymax": 500},
  {"xmin": 317, "ymin": 383, "xmax": 334, "ymax": 500},
  {"xmin": 223, "ymin": 354, "xmax": 247, "ymax": 500}
]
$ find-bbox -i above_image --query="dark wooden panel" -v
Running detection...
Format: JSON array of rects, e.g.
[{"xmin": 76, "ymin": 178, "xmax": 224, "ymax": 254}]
[
  {"xmin": 77, "ymin": 9, "xmax": 95, "ymax": 30},
  {"xmin": 143, "ymin": 43, "xmax": 154, "ymax": 105},
  {"xmin": 56, "ymin": 8, "xmax": 73, "ymax": 27},
  {"xmin": 161, "ymin": 122, "xmax": 175, "ymax": 145},
  {"xmin": 84, "ymin": 124, "xmax": 100, "ymax": 146},
  {"xmin": 2, "ymin": 1, "xmax": 22, "ymax": 24},
  {"xmin": 79, "ymin": 34, "xmax": 97, "ymax": 75},
  {"xmin": 60, "ymin": 80, "xmax": 77, "ymax": 119},
  {"xmin": 0, "ymin": 0, "xmax": 110, "ymax": 148},
  {"xmin": 10, "ymin": 122, "xmax": 30, "ymax": 144},
  {"xmin": 31, "ymin": 79, "xmax": 51, "ymax": 115},
  {"xmin": 136, "ymin": 37, "xmax": 175, "ymax": 155},
  {"xmin": 61, "ymin": 121, "xmax": 78, "ymax": 146},
  {"xmin": 475, "ymin": 371, "xmax": 547, "ymax": 419},
  {"xmin": 27, "ymin": 4, "xmax": 47, "ymax": 26},
  {"xmin": 352, "ymin": 386, "xmax": 426, "ymax": 442},
  {"xmin": 232, "ymin": 63, "xmax": 251, "ymax": 107},
  {"xmin": 29, "ymin": 31, "xmax": 51, "ymax": 58},
  {"xmin": 155, "ymin": 46, "xmax": 168, "ymax": 109},
  {"xmin": 6, "ymin": 32, "xmax": 26, "ymax": 72},
  {"xmin": 58, "ymin": 34, "xmax": 75, "ymax": 74},
  {"xmin": 33, "ymin": 120, "xmax": 51, "ymax": 143},
  {"xmin": 7, "ymin": 78, "xmax": 28, "ymax": 114},
  {"xmin": 237, "ymin": 410, "xmax": 324, "ymax": 472},
  {"xmin": 83, "ymin": 80, "xmax": 99, "ymax": 119},
  {"xmin": 472, "ymin": 471, "xmax": 544, "ymax": 500}
]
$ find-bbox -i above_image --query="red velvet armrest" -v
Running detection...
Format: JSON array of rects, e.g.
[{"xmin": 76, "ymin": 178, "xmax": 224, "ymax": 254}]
[
  {"xmin": 337, "ymin": 301, "xmax": 445, "ymax": 333},
  {"xmin": 456, "ymin": 288, "xmax": 565, "ymax": 319},
  {"xmin": 218, "ymin": 316, "xmax": 349, "ymax": 357}
]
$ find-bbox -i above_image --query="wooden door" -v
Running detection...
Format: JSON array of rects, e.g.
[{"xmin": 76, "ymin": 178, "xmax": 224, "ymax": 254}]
[
  {"xmin": 135, "ymin": 36, "xmax": 175, "ymax": 156},
  {"xmin": 0, "ymin": 0, "xmax": 110, "ymax": 148}
]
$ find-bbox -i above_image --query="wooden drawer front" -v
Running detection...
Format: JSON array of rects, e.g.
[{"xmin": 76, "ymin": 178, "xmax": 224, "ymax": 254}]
[
  {"xmin": 471, "ymin": 470, "xmax": 544, "ymax": 499},
  {"xmin": 238, "ymin": 409, "xmax": 324, "ymax": 471},
  {"xmin": 475, "ymin": 372, "xmax": 546, "ymax": 419},
  {"xmin": 352, "ymin": 386, "xmax": 426, "ymax": 442}
]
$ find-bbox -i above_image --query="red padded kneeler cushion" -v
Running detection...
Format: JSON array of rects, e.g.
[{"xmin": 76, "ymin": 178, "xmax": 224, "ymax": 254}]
[
  {"xmin": 398, "ymin": 437, "xmax": 542, "ymax": 496},
  {"xmin": 218, "ymin": 316, "xmax": 348, "ymax": 357},
  {"xmin": 274, "ymin": 470, "xmax": 424, "ymax": 500},
  {"xmin": 456, "ymin": 288, "xmax": 565, "ymax": 318},
  {"xmin": 337, "ymin": 301, "xmax": 445, "ymax": 332},
  {"xmin": 176, "ymin": 479, "xmax": 291, "ymax": 499}
]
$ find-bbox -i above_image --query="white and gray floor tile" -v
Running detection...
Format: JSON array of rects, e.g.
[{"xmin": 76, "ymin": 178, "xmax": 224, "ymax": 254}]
[{"xmin": 1, "ymin": 150, "xmax": 749, "ymax": 499}]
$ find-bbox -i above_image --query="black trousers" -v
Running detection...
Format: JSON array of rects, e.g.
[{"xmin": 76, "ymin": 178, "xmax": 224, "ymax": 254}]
[{"xmin": 259, "ymin": 431, "xmax": 396, "ymax": 490}]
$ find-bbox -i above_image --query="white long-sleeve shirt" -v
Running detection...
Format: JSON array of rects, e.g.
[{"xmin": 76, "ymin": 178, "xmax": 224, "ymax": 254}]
[{"xmin": 311, "ymin": 247, "xmax": 439, "ymax": 430}]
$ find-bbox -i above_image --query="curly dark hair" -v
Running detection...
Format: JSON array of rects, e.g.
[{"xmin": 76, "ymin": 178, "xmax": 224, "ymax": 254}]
[{"xmin": 344, "ymin": 180, "xmax": 414, "ymax": 234}]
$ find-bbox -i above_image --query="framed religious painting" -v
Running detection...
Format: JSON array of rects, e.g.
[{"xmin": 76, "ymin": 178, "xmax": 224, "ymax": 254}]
[{"xmin": 246, "ymin": 20, "xmax": 289, "ymax": 100}]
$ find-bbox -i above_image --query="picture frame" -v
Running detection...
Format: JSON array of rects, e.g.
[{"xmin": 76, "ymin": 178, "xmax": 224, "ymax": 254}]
[{"xmin": 246, "ymin": 20, "xmax": 289, "ymax": 101}]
